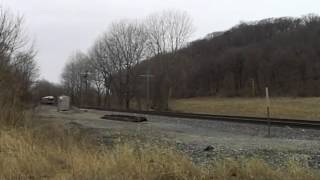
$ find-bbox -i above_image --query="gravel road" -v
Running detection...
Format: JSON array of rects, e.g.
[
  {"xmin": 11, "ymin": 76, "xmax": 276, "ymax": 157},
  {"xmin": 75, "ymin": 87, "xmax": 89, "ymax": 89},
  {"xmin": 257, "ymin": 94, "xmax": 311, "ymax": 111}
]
[{"xmin": 37, "ymin": 105, "xmax": 320, "ymax": 168}]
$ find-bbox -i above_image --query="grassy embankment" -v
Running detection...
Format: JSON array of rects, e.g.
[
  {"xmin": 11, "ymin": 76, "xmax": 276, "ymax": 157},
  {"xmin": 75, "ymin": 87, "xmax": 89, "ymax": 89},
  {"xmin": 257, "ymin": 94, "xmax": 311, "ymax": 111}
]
[
  {"xmin": 1, "ymin": 106, "xmax": 320, "ymax": 179},
  {"xmin": 171, "ymin": 97, "xmax": 320, "ymax": 120}
]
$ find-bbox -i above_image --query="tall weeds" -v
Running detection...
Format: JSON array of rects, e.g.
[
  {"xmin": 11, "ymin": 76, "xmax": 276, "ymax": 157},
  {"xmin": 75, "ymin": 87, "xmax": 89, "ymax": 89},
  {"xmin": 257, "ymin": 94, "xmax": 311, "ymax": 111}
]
[
  {"xmin": 0, "ymin": 122, "xmax": 319, "ymax": 180},
  {"xmin": 0, "ymin": 104, "xmax": 26, "ymax": 127}
]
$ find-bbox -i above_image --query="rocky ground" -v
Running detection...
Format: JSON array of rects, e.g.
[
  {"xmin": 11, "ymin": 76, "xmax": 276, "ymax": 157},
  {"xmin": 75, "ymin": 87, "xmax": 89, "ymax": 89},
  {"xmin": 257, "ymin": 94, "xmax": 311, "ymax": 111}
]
[{"xmin": 37, "ymin": 105, "xmax": 320, "ymax": 168}]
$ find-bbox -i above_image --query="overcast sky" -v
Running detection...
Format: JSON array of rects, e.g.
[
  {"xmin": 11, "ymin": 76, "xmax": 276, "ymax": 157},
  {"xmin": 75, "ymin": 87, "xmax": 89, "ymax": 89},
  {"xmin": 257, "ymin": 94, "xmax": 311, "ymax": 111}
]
[{"xmin": 1, "ymin": 0, "xmax": 319, "ymax": 83}]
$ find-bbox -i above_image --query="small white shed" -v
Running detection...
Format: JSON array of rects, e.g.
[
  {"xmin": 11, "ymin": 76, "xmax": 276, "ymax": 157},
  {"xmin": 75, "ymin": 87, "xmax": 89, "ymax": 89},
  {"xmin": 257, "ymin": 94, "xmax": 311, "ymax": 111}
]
[{"xmin": 57, "ymin": 95, "xmax": 70, "ymax": 111}]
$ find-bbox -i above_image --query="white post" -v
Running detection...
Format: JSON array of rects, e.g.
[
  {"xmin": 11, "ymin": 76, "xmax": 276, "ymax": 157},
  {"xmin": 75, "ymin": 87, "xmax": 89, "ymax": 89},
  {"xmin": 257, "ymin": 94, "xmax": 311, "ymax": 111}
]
[
  {"xmin": 265, "ymin": 87, "xmax": 271, "ymax": 137},
  {"xmin": 266, "ymin": 87, "xmax": 270, "ymax": 107}
]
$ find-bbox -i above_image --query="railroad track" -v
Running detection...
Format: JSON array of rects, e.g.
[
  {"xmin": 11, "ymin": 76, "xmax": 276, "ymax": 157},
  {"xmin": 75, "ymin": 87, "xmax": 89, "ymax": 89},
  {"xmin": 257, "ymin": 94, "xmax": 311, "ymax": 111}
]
[{"xmin": 81, "ymin": 106, "xmax": 320, "ymax": 129}]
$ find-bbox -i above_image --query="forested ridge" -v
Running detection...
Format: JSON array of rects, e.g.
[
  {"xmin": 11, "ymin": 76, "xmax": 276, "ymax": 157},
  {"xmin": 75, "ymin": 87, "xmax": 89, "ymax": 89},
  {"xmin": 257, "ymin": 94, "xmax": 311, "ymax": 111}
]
[
  {"xmin": 145, "ymin": 14, "xmax": 320, "ymax": 98},
  {"xmin": 60, "ymin": 13, "xmax": 320, "ymax": 110}
]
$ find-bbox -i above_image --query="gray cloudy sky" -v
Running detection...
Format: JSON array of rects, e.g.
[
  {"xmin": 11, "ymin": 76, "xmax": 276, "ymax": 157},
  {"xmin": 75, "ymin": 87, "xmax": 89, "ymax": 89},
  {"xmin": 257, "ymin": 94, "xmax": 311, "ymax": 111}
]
[{"xmin": 1, "ymin": 0, "xmax": 319, "ymax": 83}]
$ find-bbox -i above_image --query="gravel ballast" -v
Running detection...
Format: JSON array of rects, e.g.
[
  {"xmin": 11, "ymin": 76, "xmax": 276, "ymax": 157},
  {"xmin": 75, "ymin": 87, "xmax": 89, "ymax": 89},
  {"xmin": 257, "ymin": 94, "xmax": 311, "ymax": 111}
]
[{"xmin": 38, "ymin": 105, "xmax": 320, "ymax": 168}]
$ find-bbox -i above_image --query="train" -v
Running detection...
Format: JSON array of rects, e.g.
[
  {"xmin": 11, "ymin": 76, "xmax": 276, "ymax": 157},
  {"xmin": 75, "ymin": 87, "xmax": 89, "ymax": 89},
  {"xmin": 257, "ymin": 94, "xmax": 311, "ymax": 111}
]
[{"xmin": 40, "ymin": 96, "xmax": 55, "ymax": 105}]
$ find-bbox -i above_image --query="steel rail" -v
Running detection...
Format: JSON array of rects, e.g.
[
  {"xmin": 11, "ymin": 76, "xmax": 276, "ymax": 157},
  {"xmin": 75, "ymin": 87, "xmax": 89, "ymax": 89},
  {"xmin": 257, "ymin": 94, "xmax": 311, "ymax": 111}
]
[{"xmin": 80, "ymin": 106, "xmax": 320, "ymax": 129}]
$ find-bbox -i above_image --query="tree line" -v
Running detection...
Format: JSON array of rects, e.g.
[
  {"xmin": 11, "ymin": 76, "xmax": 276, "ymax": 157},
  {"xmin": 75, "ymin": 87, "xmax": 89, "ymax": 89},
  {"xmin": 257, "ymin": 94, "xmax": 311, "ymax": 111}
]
[
  {"xmin": 61, "ymin": 12, "xmax": 320, "ymax": 110},
  {"xmin": 0, "ymin": 6, "xmax": 38, "ymax": 125},
  {"xmin": 0, "ymin": 7, "xmax": 38, "ymax": 107},
  {"xmin": 61, "ymin": 10, "xmax": 194, "ymax": 110}
]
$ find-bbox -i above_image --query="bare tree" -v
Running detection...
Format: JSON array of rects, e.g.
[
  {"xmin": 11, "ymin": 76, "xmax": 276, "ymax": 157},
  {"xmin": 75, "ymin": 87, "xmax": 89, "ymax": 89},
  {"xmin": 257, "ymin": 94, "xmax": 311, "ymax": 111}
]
[
  {"xmin": 0, "ymin": 7, "xmax": 26, "ymax": 68},
  {"xmin": 0, "ymin": 6, "xmax": 38, "ymax": 107},
  {"xmin": 13, "ymin": 47, "xmax": 38, "ymax": 100},
  {"xmin": 89, "ymin": 36, "xmax": 116, "ymax": 108},
  {"xmin": 61, "ymin": 51, "xmax": 89, "ymax": 105},
  {"xmin": 62, "ymin": 11, "xmax": 193, "ymax": 109},
  {"xmin": 145, "ymin": 10, "xmax": 194, "ymax": 56},
  {"xmin": 145, "ymin": 10, "xmax": 194, "ymax": 110},
  {"xmin": 102, "ymin": 20, "xmax": 148, "ymax": 109}
]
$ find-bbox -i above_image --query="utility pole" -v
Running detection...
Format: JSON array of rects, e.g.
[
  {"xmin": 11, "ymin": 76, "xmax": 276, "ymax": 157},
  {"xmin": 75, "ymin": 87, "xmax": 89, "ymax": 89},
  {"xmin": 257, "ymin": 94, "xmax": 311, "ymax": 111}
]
[{"xmin": 139, "ymin": 69, "xmax": 154, "ymax": 110}]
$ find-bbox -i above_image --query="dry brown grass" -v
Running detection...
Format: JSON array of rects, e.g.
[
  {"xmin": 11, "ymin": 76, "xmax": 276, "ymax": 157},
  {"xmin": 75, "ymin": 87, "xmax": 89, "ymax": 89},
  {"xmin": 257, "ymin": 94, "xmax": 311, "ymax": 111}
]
[
  {"xmin": 0, "ymin": 125, "xmax": 204, "ymax": 180},
  {"xmin": 0, "ymin": 104, "xmax": 26, "ymax": 126},
  {"xmin": 0, "ymin": 124, "xmax": 319, "ymax": 180},
  {"xmin": 211, "ymin": 158, "xmax": 319, "ymax": 180},
  {"xmin": 170, "ymin": 97, "xmax": 320, "ymax": 120}
]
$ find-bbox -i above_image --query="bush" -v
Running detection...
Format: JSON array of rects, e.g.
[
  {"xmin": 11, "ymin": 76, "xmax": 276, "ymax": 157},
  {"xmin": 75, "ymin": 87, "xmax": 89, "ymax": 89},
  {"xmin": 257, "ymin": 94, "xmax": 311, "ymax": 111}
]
[{"xmin": 0, "ymin": 104, "xmax": 26, "ymax": 127}]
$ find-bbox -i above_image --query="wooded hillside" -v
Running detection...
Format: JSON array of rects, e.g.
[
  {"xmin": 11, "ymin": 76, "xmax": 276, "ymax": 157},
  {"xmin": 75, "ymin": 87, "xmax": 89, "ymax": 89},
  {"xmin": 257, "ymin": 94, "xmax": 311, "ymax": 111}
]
[
  {"xmin": 61, "ymin": 13, "xmax": 320, "ymax": 110},
  {"xmin": 145, "ymin": 14, "xmax": 320, "ymax": 98}
]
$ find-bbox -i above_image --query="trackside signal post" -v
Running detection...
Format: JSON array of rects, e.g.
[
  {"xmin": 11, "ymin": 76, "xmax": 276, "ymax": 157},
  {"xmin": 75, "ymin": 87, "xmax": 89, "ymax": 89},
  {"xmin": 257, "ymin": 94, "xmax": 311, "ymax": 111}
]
[
  {"xmin": 266, "ymin": 87, "xmax": 271, "ymax": 137},
  {"xmin": 80, "ymin": 70, "xmax": 90, "ymax": 106},
  {"xmin": 139, "ymin": 69, "xmax": 154, "ymax": 110}
]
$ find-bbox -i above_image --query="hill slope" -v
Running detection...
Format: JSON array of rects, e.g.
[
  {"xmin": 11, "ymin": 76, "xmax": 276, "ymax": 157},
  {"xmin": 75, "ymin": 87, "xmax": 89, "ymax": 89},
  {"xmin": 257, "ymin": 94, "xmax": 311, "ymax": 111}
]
[{"xmin": 146, "ymin": 14, "xmax": 320, "ymax": 98}]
